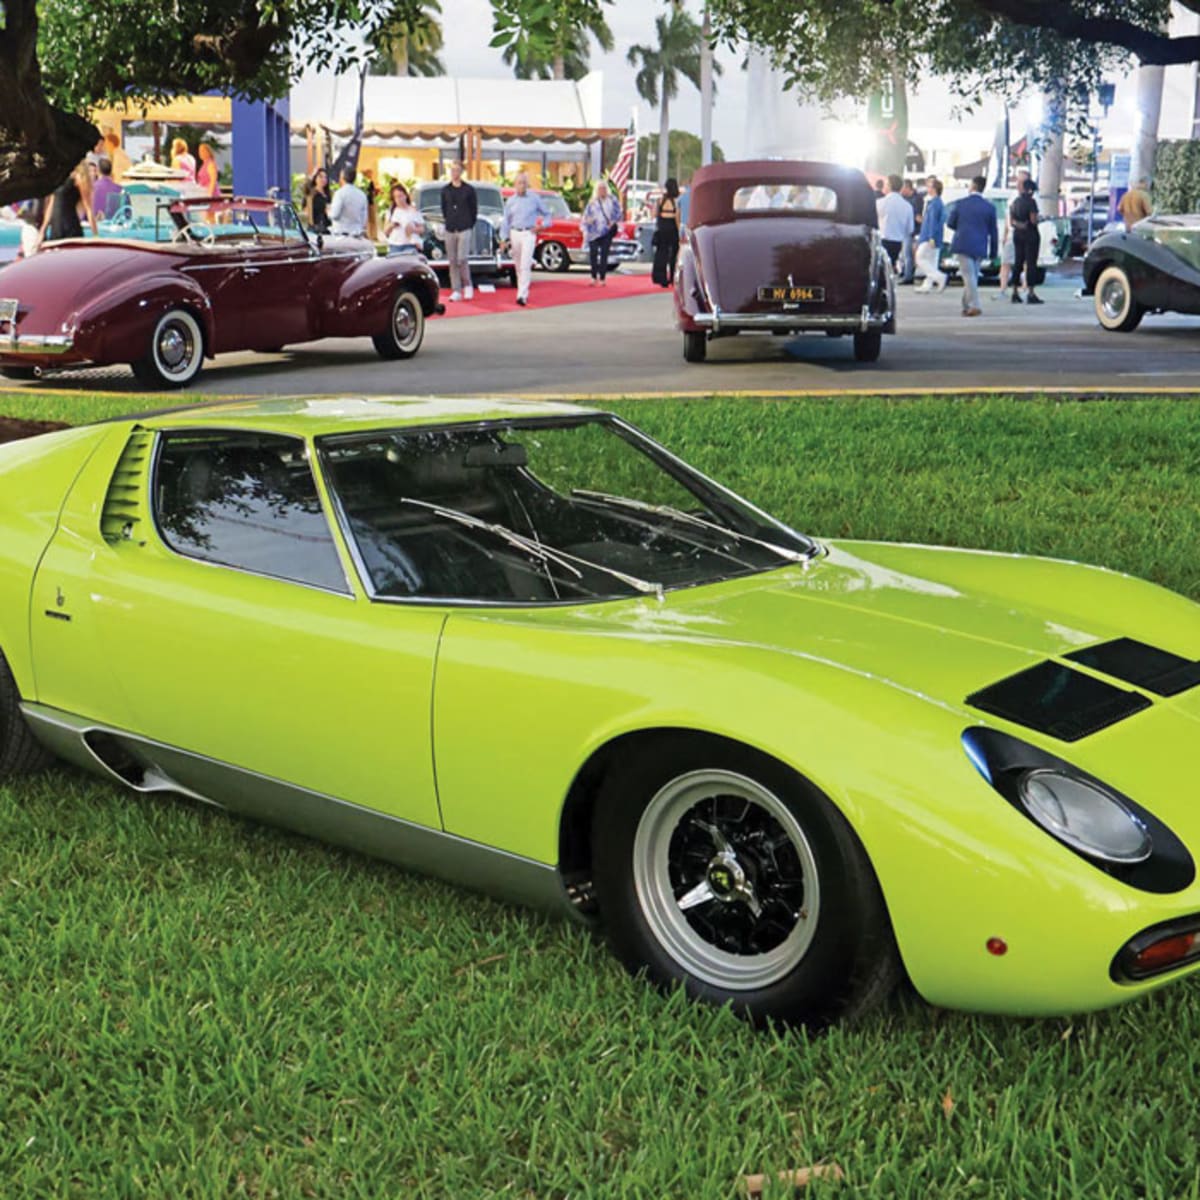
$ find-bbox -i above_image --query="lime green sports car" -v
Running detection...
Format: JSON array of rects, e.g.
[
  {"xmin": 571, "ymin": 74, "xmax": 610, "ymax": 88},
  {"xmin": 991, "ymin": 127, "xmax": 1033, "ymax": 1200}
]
[{"xmin": 3, "ymin": 397, "xmax": 1200, "ymax": 1028}]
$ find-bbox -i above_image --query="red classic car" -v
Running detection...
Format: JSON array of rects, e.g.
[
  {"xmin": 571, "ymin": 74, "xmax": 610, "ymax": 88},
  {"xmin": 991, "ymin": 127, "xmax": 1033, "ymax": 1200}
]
[
  {"xmin": 674, "ymin": 161, "xmax": 895, "ymax": 364},
  {"xmin": 0, "ymin": 196, "xmax": 443, "ymax": 387},
  {"xmin": 501, "ymin": 188, "xmax": 640, "ymax": 272}
]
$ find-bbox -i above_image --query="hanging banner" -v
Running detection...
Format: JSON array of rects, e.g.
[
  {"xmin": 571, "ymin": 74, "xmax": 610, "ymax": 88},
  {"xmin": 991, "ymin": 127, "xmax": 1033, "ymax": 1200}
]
[{"xmin": 866, "ymin": 74, "xmax": 909, "ymax": 178}]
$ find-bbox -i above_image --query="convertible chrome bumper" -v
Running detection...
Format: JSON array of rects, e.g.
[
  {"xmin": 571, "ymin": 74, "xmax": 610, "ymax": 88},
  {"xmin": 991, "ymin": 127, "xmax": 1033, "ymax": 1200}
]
[
  {"xmin": 0, "ymin": 333, "xmax": 74, "ymax": 356},
  {"xmin": 694, "ymin": 305, "xmax": 890, "ymax": 336}
]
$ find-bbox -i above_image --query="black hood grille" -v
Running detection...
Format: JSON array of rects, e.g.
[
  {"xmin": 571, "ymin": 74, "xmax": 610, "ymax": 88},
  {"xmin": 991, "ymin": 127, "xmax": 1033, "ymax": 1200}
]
[
  {"xmin": 1066, "ymin": 638, "xmax": 1200, "ymax": 697},
  {"xmin": 966, "ymin": 661, "xmax": 1150, "ymax": 742}
]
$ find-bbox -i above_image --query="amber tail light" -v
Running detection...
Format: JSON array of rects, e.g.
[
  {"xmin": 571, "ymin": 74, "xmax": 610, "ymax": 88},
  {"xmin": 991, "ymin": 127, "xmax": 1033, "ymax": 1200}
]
[{"xmin": 1112, "ymin": 915, "xmax": 1200, "ymax": 982}]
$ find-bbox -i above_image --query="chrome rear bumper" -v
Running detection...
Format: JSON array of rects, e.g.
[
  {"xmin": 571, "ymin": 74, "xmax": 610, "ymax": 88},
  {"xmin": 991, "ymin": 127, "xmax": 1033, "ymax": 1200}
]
[{"xmin": 693, "ymin": 305, "xmax": 890, "ymax": 335}]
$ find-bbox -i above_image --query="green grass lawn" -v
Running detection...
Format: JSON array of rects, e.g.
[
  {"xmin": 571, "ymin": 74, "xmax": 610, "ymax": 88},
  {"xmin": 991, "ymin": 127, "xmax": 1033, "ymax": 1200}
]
[{"xmin": 4, "ymin": 393, "xmax": 1200, "ymax": 1199}]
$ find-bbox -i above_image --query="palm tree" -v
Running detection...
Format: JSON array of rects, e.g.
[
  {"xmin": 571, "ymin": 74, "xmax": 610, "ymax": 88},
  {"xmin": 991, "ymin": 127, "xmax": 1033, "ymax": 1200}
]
[
  {"xmin": 369, "ymin": 0, "xmax": 445, "ymax": 78},
  {"xmin": 628, "ymin": 7, "xmax": 719, "ymax": 184},
  {"xmin": 501, "ymin": 2, "xmax": 614, "ymax": 81}
]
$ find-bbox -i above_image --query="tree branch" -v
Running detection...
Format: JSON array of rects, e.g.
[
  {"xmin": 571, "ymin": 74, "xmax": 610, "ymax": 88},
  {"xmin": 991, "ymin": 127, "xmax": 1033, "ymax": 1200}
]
[{"xmin": 971, "ymin": 0, "xmax": 1200, "ymax": 65}]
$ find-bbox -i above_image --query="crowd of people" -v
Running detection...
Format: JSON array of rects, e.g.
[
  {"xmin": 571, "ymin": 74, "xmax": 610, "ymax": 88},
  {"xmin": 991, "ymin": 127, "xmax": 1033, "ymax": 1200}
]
[
  {"xmin": 12, "ymin": 132, "xmax": 223, "ymax": 261},
  {"xmin": 300, "ymin": 159, "xmax": 639, "ymax": 307},
  {"xmin": 875, "ymin": 169, "xmax": 1056, "ymax": 317}
]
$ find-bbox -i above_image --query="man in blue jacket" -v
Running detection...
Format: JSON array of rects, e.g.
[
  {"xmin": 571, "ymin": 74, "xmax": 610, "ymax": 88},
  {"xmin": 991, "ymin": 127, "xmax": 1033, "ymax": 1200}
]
[
  {"xmin": 947, "ymin": 175, "xmax": 998, "ymax": 317},
  {"xmin": 914, "ymin": 177, "xmax": 947, "ymax": 292}
]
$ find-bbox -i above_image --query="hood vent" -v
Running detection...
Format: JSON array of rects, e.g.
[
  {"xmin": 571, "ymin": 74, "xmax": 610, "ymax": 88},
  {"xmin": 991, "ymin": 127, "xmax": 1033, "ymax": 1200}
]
[
  {"xmin": 966, "ymin": 660, "xmax": 1150, "ymax": 742},
  {"xmin": 100, "ymin": 426, "xmax": 153, "ymax": 544},
  {"xmin": 1066, "ymin": 638, "xmax": 1200, "ymax": 698}
]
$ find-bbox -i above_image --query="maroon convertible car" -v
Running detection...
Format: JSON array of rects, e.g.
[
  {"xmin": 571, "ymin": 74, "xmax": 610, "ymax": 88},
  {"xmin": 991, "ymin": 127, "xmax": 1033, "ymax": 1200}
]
[
  {"xmin": 674, "ymin": 160, "xmax": 895, "ymax": 364},
  {"xmin": 0, "ymin": 196, "xmax": 443, "ymax": 387}
]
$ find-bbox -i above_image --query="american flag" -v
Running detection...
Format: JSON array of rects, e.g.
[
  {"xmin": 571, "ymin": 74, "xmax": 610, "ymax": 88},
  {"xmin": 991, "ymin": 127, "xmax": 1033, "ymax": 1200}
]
[{"xmin": 608, "ymin": 123, "xmax": 637, "ymax": 197}]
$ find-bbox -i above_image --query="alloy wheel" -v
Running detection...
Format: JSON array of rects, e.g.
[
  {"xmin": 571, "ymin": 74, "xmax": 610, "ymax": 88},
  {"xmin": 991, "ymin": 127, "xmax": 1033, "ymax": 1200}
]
[{"xmin": 632, "ymin": 769, "xmax": 821, "ymax": 990}]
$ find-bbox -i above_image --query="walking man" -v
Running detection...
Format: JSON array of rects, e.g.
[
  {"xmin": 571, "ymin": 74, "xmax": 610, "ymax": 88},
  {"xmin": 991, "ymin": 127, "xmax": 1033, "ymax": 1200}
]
[
  {"xmin": 898, "ymin": 179, "xmax": 923, "ymax": 284},
  {"xmin": 914, "ymin": 178, "xmax": 947, "ymax": 292},
  {"xmin": 441, "ymin": 161, "xmax": 478, "ymax": 302},
  {"xmin": 876, "ymin": 174, "xmax": 913, "ymax": 275},
  {"xmin": 501, "ymin": 171, "xmax": 551, "ymax": 307},
  {"xmin": 1119, "ymin": 178, "xmax": 1153, "ymax": 230},
  {"xmin": 947, "ymin": 175, "xmax": 998, "ymax": 318},
  {"xmin": 329, "ymin": 168, "xmax": 368, "ymax": 237}
]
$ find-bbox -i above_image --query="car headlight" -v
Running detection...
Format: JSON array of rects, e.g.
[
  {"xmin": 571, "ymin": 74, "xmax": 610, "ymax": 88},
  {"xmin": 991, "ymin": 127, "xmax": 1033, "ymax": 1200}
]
[{"xmin": 1018, "ymin": 769, "xmax": 1152, "ymax": 864}]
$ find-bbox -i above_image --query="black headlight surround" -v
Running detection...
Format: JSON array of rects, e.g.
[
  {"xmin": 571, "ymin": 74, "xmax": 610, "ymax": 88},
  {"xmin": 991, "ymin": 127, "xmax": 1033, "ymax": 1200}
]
[{"xmin": 962, "ymin": 726, "xmax": 1194, "ymax": 895}]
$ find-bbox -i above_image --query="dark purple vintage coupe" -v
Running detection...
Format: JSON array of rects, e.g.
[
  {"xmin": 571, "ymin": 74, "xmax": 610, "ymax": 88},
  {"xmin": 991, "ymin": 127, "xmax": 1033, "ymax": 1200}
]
[
  {"xmin": 674, "ymin": 161, "xmax": 895, "ymax": 364},
  {"xmin": 0, "ymin": 197, "xmax": 443, "ymax": 388}
]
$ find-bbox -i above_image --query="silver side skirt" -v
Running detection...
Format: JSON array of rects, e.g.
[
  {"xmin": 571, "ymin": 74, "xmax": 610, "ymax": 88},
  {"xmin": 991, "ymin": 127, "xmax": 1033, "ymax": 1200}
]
[{"xmin": 21, "ymin": 702, "xmax": 572, "ymax": 917}]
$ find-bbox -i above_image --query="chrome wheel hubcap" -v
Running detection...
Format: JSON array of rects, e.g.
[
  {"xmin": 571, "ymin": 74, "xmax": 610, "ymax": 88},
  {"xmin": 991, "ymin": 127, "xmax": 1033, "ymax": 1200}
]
[
  {"xmin": 633, "ymin": 769, "xmax": 820, "ymax": 990},
  {"xmin": 1100, "ymin": 277, "xmax": 1127, "ymax": 321},
  {"xmin": 158, "ymin": 324, "xmax": 192, "ymax": 373},
  {"xmin": 393, "ymin": 299, "xmax": 417, "ymax": 347},
  {"xmin": 542, "ymin": 243, "xmax": 563, "ymax": 269}
]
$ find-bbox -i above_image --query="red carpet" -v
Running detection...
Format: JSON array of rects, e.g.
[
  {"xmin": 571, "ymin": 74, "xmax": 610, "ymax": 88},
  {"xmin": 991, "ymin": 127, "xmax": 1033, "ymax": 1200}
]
[{"xmin": 435, "ymin": 270, "xmax": 662, "ymax": 319}]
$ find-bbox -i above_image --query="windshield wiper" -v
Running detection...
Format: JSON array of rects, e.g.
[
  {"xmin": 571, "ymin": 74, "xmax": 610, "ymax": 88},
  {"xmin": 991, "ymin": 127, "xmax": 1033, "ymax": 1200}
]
[
  {"xmin": 570, "ymin": 489, "xmax": 815, "ymax": 564},
  {"xmin": 398, "ymin": 498, "xmax": 664, "ymax": 600}
]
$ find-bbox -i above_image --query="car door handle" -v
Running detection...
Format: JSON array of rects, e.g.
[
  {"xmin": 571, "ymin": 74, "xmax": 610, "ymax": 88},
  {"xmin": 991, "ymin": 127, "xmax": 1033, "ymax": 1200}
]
[{"xmin": 243, "ymin": 267, "xmax": 261, "ymax": 276}]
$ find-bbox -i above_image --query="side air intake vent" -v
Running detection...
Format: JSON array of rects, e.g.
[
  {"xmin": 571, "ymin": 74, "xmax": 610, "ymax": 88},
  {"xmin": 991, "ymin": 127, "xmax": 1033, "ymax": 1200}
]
[{"xmin": 100, "ymin": 426, "xmax": 153, "ymax": 544}]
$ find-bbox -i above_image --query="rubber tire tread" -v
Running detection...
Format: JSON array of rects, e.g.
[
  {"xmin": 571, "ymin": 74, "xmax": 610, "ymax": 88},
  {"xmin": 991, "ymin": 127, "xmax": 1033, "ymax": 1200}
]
[
  {"xmin": 683, "ymin": 331, "xmax": 707, "ymax": 363},
  {"xmin": 853, "ymin": 330, "xmax": 882, "ymax": 363},
  {"xmin": 0, "ymin": 652, "xmax": 51, "ymax": 778},
  {"xmin": 592, "ymin": 732, "xmax": 901, "ymax": 1030}
]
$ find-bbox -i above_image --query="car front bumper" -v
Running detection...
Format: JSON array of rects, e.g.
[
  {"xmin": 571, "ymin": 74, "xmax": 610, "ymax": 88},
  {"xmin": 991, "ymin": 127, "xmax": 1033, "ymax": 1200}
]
[
  {"xmin": 567, "ymin": 239, "xmax": 641, "ymax": 265},
  {"xmin": 0, "ymin": 332, "xmax": 74, "ymax": 357},
  {"xmin": 693, "ymin": 305, "xmax": 892, "ymax": 335}
]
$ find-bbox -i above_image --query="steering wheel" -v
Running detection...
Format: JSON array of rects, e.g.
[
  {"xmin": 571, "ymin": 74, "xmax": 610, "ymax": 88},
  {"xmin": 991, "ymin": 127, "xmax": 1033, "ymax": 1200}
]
[{"xmin": 171, "ymin": 221, "xmax": 216, "ymax": 246}]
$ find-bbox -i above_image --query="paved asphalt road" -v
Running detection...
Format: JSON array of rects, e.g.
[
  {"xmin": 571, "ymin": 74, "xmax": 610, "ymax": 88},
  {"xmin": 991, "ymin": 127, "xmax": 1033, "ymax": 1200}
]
[{"xmin": 12, "ymin": 266, "xmax": 1200, "ymax": 398}]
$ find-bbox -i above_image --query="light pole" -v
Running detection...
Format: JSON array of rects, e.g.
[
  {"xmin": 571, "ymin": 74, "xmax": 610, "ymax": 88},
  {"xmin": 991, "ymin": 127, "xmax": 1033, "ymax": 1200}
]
[{"xmin": 1088, "ymin": 81, "xmax": 1115, "ymax": 248}]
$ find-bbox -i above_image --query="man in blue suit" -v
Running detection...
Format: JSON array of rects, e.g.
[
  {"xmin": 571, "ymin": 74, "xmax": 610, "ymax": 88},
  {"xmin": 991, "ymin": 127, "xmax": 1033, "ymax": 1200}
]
[{"xmin": 947, "ymin": 175, "xmax": 999, "ymax": 317}]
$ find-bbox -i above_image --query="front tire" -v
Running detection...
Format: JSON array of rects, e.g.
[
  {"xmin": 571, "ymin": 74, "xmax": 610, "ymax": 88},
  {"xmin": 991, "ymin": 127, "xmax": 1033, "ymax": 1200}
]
[
  {"xmin": 683, "ymin": 331, "xmax": 707, "ymax": 363},
  {"xmin": 1094, "ymin": 264, "xmax": 1144, "ymax": 332},
  {"xmin": 536, "ymin": 240, "xmax": 569, "ymax": 272},
  {"xmin": 373, "ymin": 289, "xmax": 426, "ymax": 360},
  {"xmin": 0, "ymin": 652, "xmax": 51, "ymax": 779},
  {"xmin": 593, "ymin": 735, "xmax": 899, "ymax": 1029},
  {"xmin": 131, "ymin": 308, "xmax": 204, "ymax": 389},
  {"xmin": 853, "ymin": 329, "xmax": 882, "ymax": 362}
]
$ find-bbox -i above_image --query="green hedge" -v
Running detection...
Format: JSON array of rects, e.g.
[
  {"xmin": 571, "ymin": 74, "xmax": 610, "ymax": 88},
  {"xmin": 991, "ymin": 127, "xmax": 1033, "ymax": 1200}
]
[{"xmin": 1153, "ymin": 140, "xmax": 1200, "ymax": 213}]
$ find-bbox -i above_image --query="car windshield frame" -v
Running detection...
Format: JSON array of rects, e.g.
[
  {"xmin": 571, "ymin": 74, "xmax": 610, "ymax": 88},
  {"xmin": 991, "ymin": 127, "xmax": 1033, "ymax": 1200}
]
[
  {"xmin": 168, "ymin": 198, "xmax": 311, "ymax": 248},
  {"xmin": 314, "ymin": 412, "xmax": 819, "ymax": 609}
]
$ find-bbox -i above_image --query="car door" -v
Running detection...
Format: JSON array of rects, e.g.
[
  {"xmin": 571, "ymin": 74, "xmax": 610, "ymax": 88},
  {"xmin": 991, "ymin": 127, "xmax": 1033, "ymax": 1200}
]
[{"xmin": 29, "ymin": 423, "xmax": 444, "ymax": 830}]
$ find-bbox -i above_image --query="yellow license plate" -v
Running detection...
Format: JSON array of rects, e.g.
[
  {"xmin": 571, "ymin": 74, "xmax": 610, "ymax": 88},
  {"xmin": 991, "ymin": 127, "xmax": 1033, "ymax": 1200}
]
[{"xmin": 758, "ymin": 285, "xmax": 825, "ymax": 303}]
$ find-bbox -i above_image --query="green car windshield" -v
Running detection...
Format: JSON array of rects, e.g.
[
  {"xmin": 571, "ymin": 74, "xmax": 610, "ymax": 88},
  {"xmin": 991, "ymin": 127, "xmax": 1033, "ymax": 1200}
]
[{"xmin": 319, "ymin": 415, "xmax": 816, "ymax": 604}]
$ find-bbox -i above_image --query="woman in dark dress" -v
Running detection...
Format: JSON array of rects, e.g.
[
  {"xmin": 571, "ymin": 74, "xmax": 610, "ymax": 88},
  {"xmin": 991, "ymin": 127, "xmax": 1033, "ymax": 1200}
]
[
  {"xmin": 41, "ymin": 163, "xmax": 96, "ymax": 242},
  {"xmin": 308, "ymin": 167, "xmax": 332, "ymax": 234},
  {"xmin": 651, "ymin": 177, "xmax": 681, "ymax": 288}
]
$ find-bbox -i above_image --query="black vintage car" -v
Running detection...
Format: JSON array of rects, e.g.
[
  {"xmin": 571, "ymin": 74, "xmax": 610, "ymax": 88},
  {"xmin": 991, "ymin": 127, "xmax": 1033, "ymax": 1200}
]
[
  {"xmin": 413, "ymin": 181, "xmax": 515, "ymax": 285},
  {"xmin": 1082, "ymin": 214, "xmax": 1200, "ymax": 332}
]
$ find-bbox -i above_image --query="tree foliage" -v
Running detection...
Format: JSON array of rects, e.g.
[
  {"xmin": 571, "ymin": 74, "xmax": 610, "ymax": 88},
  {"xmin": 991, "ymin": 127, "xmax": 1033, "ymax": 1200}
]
[
  {"xmin": 709, "ymin": 0, "xmax": 1186, "ymax": 134},
  {"xmin": 368, "ymin": 0, "xmax": 446, "ymax": 77},
  {"xmin": 500, "ymin": 1, "xmax": 614, "ymax": 81}
]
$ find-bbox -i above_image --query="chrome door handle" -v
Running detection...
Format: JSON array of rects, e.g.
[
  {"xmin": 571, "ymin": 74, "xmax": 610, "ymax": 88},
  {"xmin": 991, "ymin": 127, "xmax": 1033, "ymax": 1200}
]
[{"xmin": 243, "ymin": 267, "xmax": 261, "ymax": 276}]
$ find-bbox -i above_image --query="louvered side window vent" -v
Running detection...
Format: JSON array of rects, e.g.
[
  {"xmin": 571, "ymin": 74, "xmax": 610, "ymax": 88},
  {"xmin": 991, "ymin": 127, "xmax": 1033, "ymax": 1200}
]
[{"xmin": 100, "ymin": 427, "xmax": 154, "ymax": 544}]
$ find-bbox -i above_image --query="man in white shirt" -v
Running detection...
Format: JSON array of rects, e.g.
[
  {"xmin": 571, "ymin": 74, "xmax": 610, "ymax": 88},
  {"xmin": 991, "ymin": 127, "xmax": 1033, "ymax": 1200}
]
[
  {"xmin": 329, "ymin": 168, "xmax": 369, "ymax": 238},
  {"xmin": 876, "ymin": 174, "xmax": 914, "ymax": 273}
]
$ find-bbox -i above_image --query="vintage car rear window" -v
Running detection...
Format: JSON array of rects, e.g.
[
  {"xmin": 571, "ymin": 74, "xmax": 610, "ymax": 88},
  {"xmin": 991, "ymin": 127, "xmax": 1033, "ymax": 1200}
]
[{"xmin": 732, "ymin": 184, "xmax": 838, "ymax": 215}]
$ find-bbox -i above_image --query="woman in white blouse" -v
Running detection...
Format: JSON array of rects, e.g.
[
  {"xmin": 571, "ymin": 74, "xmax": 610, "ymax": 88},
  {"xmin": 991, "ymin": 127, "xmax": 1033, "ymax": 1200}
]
[{"xmin": 384, "ymin": 183, "xmax": 425, "ymax": 257}]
